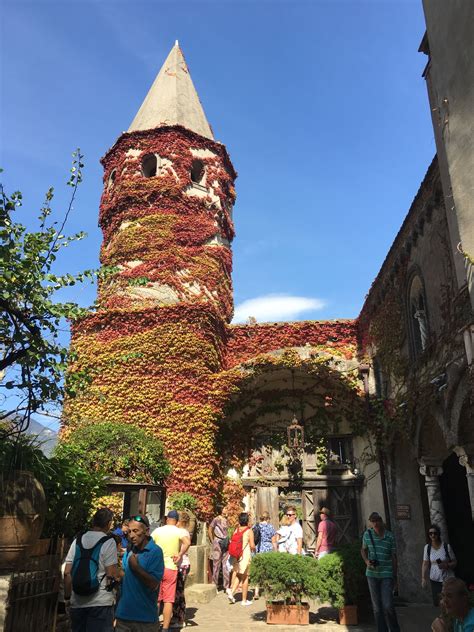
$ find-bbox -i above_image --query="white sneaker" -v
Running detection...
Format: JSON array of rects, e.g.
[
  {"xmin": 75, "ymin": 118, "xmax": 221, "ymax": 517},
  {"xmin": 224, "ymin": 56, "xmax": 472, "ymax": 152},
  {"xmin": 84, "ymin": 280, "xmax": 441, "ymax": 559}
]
[
  {"xmin": 240, "ymin": 600, "xmax": 253, "ymax": 606},
  {"xmin": 226, "ymin": 588, "xmax": 236, "ymax": 604}
]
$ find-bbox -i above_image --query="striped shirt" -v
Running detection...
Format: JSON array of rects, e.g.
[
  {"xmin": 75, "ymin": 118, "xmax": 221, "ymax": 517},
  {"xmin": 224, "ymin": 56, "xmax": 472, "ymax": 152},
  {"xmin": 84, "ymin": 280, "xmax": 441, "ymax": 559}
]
[{"xmin": 362, "ymin": 528, "xmax": 396, "ymax": 578}]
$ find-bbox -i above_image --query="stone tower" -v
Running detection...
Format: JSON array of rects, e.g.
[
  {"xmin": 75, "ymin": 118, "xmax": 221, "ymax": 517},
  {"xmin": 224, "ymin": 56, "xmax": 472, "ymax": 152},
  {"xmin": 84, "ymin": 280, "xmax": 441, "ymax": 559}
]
[{"xmin": 66, "ymin": 43, "xmax": 237, "ymax": 514}]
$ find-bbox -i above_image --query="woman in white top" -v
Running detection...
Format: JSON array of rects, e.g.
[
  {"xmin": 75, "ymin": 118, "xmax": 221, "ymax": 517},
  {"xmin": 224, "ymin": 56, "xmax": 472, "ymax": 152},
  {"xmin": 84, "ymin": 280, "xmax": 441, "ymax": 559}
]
[{"xmin": 421, "ymin": 524, "xmax": 456, "ymax": 606}]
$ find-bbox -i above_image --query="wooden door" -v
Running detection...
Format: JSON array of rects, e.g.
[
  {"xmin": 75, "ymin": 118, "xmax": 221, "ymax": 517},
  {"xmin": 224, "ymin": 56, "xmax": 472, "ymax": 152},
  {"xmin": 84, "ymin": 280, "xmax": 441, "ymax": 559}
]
[
  {"xmin": 310, "ymin": 486, "xmax": 360, "ymax": 549},
  {"xmin": 302, "ymin": 490, "xmax": 319, "ymax": 549},
  {"xmin": 256, "ymin": 486, "xmax": 280, "ymax": 530}
]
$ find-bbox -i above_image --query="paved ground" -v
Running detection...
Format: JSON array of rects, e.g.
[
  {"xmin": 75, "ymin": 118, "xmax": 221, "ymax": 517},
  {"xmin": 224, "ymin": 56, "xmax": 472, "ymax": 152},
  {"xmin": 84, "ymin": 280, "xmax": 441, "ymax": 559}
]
[{"xmin": 185, "ymin": 591, "xmax": 439, "ymax": 631}]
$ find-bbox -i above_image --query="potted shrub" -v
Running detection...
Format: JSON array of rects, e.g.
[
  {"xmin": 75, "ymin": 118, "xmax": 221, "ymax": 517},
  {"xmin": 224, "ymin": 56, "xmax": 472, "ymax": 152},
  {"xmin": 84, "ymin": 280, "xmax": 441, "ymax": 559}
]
[
  {"xmin": 315, "ymin": 543, "xmax": 368, "ymax": 625},
  {"xmin": 250, "ymin": 552, "xmax": 319, "ymax": 625}
]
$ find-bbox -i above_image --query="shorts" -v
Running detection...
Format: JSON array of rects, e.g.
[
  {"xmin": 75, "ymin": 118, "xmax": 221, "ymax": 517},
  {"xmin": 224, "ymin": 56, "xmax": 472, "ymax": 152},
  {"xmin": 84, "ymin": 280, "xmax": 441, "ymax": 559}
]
[
  {"xmin": 70, "ymin": 606, "xmax": 114, "ymax": 632},
  {"xmin": 158, "ymin": 568, "xmax": 178, "ymax": 603}
]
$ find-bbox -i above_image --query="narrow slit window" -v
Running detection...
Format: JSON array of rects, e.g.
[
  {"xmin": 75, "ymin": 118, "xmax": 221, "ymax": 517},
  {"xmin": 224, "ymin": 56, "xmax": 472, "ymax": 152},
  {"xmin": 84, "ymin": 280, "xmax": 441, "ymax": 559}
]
[{"xmin": 107, "ymin": 169, "xmax": 116, "ymax": 190}]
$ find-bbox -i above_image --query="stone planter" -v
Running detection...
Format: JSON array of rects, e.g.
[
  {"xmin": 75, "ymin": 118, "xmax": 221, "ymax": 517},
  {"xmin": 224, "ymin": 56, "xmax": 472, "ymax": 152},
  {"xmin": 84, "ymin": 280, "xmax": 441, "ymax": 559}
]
[
  {"xmin": 266, "ymin": 602, "xmax": 310, "ymax": 625},
  {"xmin": 0, "ymin": 471, "xmax": 47, "ymax": 569},
  {"xmin": 339, "ymin": 604, "xmax": 358, "ymax": 625}
]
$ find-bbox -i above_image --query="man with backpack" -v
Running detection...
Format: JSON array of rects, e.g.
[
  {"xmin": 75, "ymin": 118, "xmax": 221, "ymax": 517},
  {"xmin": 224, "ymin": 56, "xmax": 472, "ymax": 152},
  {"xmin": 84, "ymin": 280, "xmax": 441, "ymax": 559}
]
[{"xmin": 64, "ymin": 508, "xmax": 119, "ymax": 632}]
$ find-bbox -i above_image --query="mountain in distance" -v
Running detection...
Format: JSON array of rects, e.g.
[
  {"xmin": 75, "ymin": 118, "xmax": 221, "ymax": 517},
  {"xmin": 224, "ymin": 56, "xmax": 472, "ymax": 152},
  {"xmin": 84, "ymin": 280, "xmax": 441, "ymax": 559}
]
[{"xmin": 26, "ymin": 418, "xmax": 58, "ymax": 457}]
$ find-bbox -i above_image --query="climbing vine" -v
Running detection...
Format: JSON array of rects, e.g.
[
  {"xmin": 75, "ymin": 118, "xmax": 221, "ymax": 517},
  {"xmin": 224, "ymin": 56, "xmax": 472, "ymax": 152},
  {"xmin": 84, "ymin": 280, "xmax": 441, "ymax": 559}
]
[{"xmin": 64, "ymin": 125, "xmax": 366, "ymax": 518}]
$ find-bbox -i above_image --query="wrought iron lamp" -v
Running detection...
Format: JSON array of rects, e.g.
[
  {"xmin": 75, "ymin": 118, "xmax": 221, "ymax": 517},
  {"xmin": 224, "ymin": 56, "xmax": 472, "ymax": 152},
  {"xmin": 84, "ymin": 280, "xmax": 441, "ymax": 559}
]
[{"xmin": 287, "ymin": 415, "xmax": 304, "ymax": 453}]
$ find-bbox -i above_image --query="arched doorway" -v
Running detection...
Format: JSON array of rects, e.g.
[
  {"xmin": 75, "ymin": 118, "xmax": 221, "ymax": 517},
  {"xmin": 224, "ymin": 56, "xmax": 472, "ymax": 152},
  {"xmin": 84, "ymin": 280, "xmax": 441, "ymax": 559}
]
[
  {"xmin": 439, "ymin": 452, "xmax": 474, "ymax": 583},
  {"xmin": 219, "ymin": 352, "xmax": 369, "ymax": 551}
]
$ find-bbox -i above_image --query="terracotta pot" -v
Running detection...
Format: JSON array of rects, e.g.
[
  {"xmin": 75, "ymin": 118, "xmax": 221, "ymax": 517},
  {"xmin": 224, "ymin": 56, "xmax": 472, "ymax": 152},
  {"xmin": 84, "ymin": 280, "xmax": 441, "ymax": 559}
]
[
  {"xmin": 339, "ymin": 604, "xmax": 358, "ymax": 625},
  {"xmin": 0, "ymin": 471, "xmax": 47, "ymax": 569},
  {"xmin": 266, "ymin": 602, "xmax": 310, "ymax": 625}
]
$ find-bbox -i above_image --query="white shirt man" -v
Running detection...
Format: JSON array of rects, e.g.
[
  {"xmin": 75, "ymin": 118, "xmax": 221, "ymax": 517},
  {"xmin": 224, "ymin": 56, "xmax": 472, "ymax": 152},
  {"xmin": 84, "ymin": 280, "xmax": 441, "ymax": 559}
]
[{"xmin": 285, "ymin": 506, "xmax": 303, "ymax": 555}]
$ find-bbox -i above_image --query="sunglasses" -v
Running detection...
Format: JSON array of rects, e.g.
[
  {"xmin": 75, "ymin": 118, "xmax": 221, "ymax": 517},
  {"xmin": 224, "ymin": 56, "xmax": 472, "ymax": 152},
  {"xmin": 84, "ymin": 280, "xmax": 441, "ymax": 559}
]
[
  {"xmin": 428, "ymin": 531, "xmax": 438, "ymax": 536},
  {"xmin": 130, "ymin": 515, "xmax": 149, "ymax": 527},
  {"xmin": 286, "ymin": 513, "xmax": 295, "ymax": 517}
]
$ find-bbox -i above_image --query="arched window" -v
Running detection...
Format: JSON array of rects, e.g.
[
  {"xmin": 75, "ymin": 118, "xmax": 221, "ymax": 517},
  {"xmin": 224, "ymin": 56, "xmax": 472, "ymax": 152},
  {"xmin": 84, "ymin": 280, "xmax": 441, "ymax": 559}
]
[
  {"xmin": 373, "ymin": 356, "xmax": 388, "ymax": 398},
  {"xmin": 408, "ymin": 274, "xmax": 429, "ymax": 357},
  {"xmin": 142, "ymin": 154, "xmax": 160, "ymax": 178},
  {"xmin": 107, "ymin": 169, "xmax": 116, "ymax": 191},
  {"xmin": 190, "ymin": 159, "xmax": 205, "ymax": 185}
]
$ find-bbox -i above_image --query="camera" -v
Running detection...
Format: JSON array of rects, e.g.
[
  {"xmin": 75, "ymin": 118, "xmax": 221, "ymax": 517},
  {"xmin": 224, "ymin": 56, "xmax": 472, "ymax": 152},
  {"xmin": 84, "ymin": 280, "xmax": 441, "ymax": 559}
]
[
  {"xmin": 369, "ymin": 559, "xmax": 379, "ymax": 567},
  {"xmin": 105, "ymin": 577, "xmax": 120, "ymax": 592},
  {"xmin": 436, "ymin": 558, "xmax": 442, "ymax": 565}
]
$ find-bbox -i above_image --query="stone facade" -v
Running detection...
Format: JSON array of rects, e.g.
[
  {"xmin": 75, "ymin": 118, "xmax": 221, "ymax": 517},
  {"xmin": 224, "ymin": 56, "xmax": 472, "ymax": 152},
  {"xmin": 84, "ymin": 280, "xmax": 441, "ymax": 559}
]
[{"xmin": 358, "ymin": 5, "xmax": 474, "ymax": 597}]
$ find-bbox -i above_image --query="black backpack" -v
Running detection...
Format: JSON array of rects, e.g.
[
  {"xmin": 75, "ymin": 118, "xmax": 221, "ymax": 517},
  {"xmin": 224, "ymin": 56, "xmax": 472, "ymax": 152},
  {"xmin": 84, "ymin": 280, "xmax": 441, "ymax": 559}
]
[{"xmin": 71, "ymin": 534, "xmax": 112, "ymax": 596}]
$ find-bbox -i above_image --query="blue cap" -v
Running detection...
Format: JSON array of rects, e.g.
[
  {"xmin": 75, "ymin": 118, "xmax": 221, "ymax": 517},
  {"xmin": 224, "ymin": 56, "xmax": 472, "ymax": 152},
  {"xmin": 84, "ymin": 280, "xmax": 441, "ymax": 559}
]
[{"xmin": 167, "ymin": 509, "xmax": 179, "ymax": 520}]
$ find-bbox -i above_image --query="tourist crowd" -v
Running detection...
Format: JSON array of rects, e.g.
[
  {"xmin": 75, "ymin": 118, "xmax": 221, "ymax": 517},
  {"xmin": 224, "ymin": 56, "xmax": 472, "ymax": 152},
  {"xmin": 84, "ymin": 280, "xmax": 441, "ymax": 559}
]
[{"xmin": 62, "ymin": 506, "xmax": 474, "ymax": 632}]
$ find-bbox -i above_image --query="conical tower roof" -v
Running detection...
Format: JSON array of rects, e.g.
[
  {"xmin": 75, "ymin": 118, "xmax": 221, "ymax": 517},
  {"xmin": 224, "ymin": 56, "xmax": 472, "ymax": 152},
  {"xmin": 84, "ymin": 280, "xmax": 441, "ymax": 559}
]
[{"xmin": 128, "ymin": 41, "xmax": 214, "ymax": 139}]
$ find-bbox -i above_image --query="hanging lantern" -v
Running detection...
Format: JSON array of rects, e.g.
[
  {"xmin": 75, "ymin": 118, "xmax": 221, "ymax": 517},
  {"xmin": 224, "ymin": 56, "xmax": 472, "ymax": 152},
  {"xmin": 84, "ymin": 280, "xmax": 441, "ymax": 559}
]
[{"xmin": 287, "ymin": 415, "xmax": 304, "ymax": 452}]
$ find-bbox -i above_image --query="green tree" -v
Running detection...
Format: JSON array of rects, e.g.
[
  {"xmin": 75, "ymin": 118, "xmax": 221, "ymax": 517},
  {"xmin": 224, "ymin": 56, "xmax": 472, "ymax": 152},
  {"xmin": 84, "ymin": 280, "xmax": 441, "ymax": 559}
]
[
  {"xmin": 0, "ymin": 152, "xmax": 95, "ymax": 433},
  {"xmin": 0, "ymin": 424, "xmax": 105, "ymax": 537},
  {"xmin": 55, "ymin": 421, "xmax": 171, "ymax": 484}
]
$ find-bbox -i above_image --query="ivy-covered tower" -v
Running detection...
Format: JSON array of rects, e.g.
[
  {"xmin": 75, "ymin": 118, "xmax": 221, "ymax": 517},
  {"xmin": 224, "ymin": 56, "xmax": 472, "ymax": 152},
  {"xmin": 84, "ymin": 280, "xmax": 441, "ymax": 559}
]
[{"xmin": 65, "ymin": 42, "xmax": 237, "ymax": 514}]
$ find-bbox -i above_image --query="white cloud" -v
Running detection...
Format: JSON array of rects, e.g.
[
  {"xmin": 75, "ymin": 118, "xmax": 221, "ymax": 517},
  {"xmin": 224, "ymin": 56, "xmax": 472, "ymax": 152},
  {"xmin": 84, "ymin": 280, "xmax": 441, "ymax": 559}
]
[{"xmin": 233, "ymin": 294, "xmax": 326, "ymax": 324}]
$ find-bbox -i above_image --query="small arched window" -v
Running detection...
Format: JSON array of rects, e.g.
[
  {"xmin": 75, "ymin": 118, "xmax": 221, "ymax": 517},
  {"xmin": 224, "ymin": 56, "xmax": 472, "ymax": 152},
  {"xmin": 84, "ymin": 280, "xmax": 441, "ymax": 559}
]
[
  {"xmin": 408, "ymin": 274, "xmax": 429, "ymax": 357},
  {"xmin": 142, "ymin": 154, "xmax": 160, "ymax": 178},
  {"xmin": 107, "ymin": 169, "xmax": 116, "ymax": 191},
  {"xmin": 190, "ymin": 159, "xmax": 205, "ymax": 185}
]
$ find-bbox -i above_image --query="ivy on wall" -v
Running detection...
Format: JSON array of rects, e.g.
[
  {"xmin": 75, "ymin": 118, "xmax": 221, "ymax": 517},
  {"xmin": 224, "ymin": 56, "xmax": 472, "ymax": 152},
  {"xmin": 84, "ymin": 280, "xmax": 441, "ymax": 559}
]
[{"xmin": 64, "ymin": 125, "xmax": 367, "ymax": 518}]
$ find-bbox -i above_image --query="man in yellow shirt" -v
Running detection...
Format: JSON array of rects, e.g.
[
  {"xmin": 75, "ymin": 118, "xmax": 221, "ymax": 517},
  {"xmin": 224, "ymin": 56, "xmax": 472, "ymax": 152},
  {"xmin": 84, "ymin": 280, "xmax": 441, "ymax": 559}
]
[{"xmin": 151, "ymin": 510, "xmax": 190, "ymax": 632}]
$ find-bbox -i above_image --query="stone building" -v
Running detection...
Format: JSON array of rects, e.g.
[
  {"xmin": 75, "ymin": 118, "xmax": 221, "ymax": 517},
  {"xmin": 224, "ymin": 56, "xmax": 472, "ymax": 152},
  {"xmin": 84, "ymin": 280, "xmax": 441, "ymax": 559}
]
[
  {"xmin": 64, "ymin": 7, "xmax": 473, "ymax": 603},
  {"xmin": 358, "ymin": 1, "xmax": 474, "ymax": 598}
]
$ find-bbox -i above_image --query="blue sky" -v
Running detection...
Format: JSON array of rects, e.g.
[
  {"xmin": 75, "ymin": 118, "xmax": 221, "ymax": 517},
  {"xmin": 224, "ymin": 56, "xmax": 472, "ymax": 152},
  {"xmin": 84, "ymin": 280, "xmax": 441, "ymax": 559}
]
[{"xmin": 1, "ymin": 1, "xmax": 433, "ymax": 326}]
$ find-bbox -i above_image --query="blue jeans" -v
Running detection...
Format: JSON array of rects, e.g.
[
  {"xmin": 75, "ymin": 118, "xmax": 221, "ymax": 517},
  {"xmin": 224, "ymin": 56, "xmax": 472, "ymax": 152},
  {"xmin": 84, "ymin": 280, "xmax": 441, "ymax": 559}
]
[
  {"xmin": 366, "ymin": 576, "xmax": 400, "ymax": 632},
  {"xmin": 70, "ymin": 606, "xmax": 114, "ymax": 632}
]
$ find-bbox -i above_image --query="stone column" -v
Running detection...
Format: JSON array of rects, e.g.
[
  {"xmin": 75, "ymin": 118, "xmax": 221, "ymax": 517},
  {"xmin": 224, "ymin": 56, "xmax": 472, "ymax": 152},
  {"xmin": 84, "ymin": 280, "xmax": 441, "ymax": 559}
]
[
  {"xmin": 419, "ymin": 464, "xmax": 449, "ymax": 541},
  {"xmin": 458, "ymin": 453, "xmax": 474, "ymax": 522}
]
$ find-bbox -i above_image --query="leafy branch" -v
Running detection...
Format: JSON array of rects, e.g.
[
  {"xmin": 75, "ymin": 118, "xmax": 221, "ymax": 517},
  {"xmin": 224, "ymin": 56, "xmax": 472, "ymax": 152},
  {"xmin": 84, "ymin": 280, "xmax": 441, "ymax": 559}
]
[{"xmin": 0, "ymin": 151, "xmax": 96, "ymax": 433}]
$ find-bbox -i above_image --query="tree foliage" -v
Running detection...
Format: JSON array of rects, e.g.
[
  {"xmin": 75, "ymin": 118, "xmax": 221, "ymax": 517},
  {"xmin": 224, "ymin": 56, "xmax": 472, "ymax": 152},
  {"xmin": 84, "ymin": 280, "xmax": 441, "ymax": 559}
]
[
  {"xmin": 56, "ymin": 421, "xmax": 171, "ymax": 484},
  {"xmin": 168, "ymin": 491, "xmax": 198, "ymax": 511},
  {"xmin": 0, "ymin": 152, "xmax": 95, "ymax": 432},
  {"xmin": 0, "ymin": 424, "xmax": 105, "ymax": 538}
]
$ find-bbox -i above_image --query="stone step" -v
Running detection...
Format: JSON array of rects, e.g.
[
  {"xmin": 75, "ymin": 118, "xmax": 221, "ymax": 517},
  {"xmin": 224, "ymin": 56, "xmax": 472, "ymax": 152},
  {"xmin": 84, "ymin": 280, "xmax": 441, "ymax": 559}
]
[{"xmin": 185, "ymin": 582, "xmax": 217, "ymax": 604}]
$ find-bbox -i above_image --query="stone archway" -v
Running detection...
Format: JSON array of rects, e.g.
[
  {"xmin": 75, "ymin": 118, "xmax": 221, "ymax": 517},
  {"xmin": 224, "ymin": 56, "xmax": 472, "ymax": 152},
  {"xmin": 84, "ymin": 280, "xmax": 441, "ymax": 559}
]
[
  {"xmin": 218, "ymin": 350, "xmax": 367, "ymax": 550},
  {"xmin": 439, "ymin": 451, "xmax": 474, "ymax": 583},
  {"xmin": 443, "ymin": 399, "xmax": 474, "ymax": 584}
]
